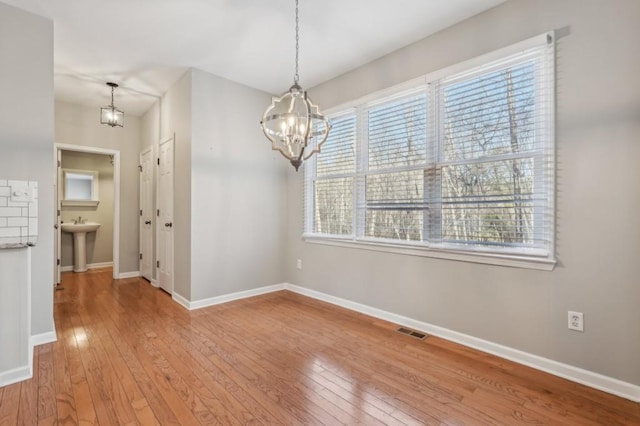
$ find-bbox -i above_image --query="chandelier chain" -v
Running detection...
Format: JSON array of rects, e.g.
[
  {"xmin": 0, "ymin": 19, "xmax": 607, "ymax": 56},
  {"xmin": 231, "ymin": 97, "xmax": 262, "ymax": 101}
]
[
  {"xmin": 110, "ymin": 86, "xmax": 115, "ymax": 108},
  {"xmin": 294, "ymin": 0, "xmax": 299, "ymax": 85}
]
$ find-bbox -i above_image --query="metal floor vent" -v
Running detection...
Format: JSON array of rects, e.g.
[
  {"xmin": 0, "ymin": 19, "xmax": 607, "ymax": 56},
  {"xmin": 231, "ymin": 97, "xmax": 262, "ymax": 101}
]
[{"xmin": 396, "ymin": 327, "xmax": 427, "ymax": 340}]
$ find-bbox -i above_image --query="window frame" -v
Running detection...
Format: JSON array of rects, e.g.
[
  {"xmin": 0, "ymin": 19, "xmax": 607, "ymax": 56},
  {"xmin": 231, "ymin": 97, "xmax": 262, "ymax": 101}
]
[{"xmin": 303, "ymin": 32, "xmax": 556, "ymax": 271}]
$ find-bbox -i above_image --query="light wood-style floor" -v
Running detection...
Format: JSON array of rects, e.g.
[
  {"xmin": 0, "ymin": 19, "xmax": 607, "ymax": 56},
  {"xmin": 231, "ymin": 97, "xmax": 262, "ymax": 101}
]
[{"xmin": 1, "ymin": 269, "xmax": 639, "ymax": 425}]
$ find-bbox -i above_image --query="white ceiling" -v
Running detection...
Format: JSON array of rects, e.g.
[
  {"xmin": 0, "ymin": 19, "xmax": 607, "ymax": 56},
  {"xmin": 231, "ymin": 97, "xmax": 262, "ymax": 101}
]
[{"xmin": 3, "ymin": 0, "xmax": 505, "ymax": 116}]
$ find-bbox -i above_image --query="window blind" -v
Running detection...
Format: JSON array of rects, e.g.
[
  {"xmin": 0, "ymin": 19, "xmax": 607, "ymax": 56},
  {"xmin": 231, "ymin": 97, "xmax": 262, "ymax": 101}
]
[
  {"xmin": 305, "ymin": 33, "xmax": 554, "ymax": 262},
  {"xmin": 363, "ymin": 92, "xmax": 428, "ymax": 241},
  {"xmin": 431, "ymin": 41, "xmax": 554, "ymax": 253},
  {"xmin": 311, "ymin": 113, "xmax": 356, "ymax": 235}
]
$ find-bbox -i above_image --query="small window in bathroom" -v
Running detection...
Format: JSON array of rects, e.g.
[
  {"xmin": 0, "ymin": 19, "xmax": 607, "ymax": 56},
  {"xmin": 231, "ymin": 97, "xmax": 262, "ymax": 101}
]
[{"xmin": 62, "ymin": 169, "xmax": 99, "ymax": 206}]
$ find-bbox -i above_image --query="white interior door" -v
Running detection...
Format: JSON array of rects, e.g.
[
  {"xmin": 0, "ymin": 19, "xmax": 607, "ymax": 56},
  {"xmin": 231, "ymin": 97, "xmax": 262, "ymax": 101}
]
[
  {"xmin": 157, "ymin": 136, "xmax": 174, "ymax": 294},
  {"xmin": 55, "ymin": 149, "xmax": 62, "ymax": 285},
  {"xmin": 139, "ymin": 148, "xmax": 153, "ymax": 282}
]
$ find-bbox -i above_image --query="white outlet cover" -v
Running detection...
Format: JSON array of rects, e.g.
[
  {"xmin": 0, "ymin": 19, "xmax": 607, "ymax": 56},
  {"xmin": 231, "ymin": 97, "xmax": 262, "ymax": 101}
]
[{"xmin": 568, "ymin": 311, "xmax": 584, "ymax": 332}]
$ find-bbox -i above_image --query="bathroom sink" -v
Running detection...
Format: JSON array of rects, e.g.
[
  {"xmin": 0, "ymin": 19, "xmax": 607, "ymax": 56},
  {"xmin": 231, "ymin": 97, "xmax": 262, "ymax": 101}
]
[
  {"xmin": 61, "ymin": 222, "xmax": 100, "ymax": 272},
  {"xmin": 61, "ymin": 222, "xmax": 101, "ymax": 233}
]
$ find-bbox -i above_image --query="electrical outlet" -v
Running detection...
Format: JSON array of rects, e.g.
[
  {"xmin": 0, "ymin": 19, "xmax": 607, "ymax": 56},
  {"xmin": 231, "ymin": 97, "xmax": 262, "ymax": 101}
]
[
  {"xmin": 568, "ymin": 311, "xmax": 584, "ymax": 332},
  {"xmin": 296, "ymin": 259, "xmax": 302, "ymax": 270}
]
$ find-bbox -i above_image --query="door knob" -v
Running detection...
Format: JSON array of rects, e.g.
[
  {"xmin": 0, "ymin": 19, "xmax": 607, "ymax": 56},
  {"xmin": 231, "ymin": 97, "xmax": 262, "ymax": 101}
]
[
  {"xmin": 165, "ymin": 222, "xmax": 173, "ymax": 228},
  {"xmin": 145, "ymin": 220, "xmax": 151, "ymax": 225}
]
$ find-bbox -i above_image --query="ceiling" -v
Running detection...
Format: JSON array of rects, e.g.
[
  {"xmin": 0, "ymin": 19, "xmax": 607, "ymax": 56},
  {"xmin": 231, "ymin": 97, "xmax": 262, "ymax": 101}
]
[{"xmin": 3, "ymin": 0, "xmax": 506, "ymax": 116}]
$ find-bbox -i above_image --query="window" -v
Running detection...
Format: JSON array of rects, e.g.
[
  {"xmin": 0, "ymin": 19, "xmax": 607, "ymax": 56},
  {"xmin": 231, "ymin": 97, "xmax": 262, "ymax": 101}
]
[
  {"xmin": 305, "ymin": 33, "xmax": 555, "ymax": 269},
  {"xmin": 365, "ymin": 93, "xmax": 428, "ymax": 241},
  {"xmin": 62, "ymin": 169, "xmax": 100, "ymax": 207},
  {"xmin": 313, "ymin": 112, "xmax": 356, "ymax": 235}
]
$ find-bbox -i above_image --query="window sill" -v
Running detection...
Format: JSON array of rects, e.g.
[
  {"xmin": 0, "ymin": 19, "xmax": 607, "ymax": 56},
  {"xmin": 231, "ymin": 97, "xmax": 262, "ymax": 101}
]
[
  {"xmin": 302, "ymin": 234, "xmax": 556, "ymax": 271},
  {"xmin": 62, "ymin": 200, "xmax": 99, "ymax": 207}
]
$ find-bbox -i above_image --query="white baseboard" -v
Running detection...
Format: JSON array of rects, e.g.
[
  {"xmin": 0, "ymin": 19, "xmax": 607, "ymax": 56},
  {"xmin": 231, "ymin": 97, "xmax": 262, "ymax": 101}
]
[
  {"xmin": 150, "ymin": 278, "xmax": 158, "ymax": 288},
  {"xmin": 172, "ymin": 291, "xmax": 190, "ymax": 310},
  {"xmin": 172, "ymin": 284, "xmax": 286, "ymax": 311},
  {"xmin": 0, "ymin": 332, "xmax": 57, "ymax": 388},
  {"xmin": 61, "ymin": 261, "xmax": 113, "ymax": 272},
  {"xmin": 31, "ymin": 331, "xmax": 57, "ymax": 347},
  {"xmin": 0, "ymin": 365, "xmax": 32, "ymax": 388},
  {"xmin": 282, "ymin": 283, "xmax": 640, "ymax": 403},
  {"xmin": 118, "ymin": 271, "xmax": 141, "ymax": 279}
]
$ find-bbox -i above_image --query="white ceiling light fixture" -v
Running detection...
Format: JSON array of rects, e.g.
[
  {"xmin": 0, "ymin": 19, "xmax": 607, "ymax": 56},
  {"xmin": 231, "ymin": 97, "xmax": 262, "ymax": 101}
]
[
  {"xmin": 100, "ymin": 82, "xmax": 124, "ymax": 128},
  {"xmin": 260, "ymin": 0, "xmax": 331, "ymax": 171}
]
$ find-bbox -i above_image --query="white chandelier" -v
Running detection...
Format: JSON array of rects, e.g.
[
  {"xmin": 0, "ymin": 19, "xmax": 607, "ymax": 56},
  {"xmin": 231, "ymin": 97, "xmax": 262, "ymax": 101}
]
[
  {"xmin": 100, "ymin": 82, "xmax": 124, "ymax": 128},
  {"xmin": 260, "ymin": 0, "xmax": 331, "ymax": 171}
]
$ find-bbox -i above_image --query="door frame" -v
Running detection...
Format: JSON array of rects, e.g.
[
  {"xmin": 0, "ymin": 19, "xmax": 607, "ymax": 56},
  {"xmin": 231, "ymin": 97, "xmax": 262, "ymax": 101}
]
[
  {"xmin": 54, "ymin": 143, "xmax": 121, "ymax": 280},
  {"xmin": 55, "ymin": 149, "xmax": 62, "ymax": 284}
]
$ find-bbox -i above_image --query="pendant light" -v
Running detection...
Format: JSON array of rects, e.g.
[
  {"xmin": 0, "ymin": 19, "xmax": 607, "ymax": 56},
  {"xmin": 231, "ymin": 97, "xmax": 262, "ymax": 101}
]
[
  {"xmin": 260, "ymin": 0, "xmax": 331, "ymax": 171},
  {"xmin": 100, "ymin": 82, "xmax": 124, "ymax": 128}
]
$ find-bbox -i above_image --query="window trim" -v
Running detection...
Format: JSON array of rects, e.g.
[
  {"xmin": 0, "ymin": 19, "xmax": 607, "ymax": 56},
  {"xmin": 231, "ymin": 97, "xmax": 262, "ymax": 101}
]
[{"xmin": 304, "ymin": 32, "xmax": 556, "ymax": 271}]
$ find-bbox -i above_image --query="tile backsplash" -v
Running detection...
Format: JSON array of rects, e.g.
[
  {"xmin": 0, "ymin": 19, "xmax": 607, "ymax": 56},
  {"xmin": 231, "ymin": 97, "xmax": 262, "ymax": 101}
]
[{"xmin": 0, "ymin": 180, "xmax": 38, "ymax": 248}]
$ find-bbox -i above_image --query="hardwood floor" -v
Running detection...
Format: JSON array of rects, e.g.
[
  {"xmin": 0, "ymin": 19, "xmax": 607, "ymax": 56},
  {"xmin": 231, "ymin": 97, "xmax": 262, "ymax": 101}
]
[{"xmin": 1, "ymin": 269, "xmax": 639, "ymax": 425}]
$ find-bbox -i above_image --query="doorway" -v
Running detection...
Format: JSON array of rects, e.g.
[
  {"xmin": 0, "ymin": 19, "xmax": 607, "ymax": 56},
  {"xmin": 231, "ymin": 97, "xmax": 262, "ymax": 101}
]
[{"xmin": 54, "ymin": 144, "xmax": 120, "ymax": 283}]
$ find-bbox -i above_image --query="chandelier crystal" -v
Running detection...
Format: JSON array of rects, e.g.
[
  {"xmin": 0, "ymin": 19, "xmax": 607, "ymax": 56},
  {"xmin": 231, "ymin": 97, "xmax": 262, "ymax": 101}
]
[
  {"xmin": 100, "ymin": 82, "xmax": 124, "ymax": 128},
  {"xmin": 260, "ymin": 0, "xmax": 331, "ymax": 171}
]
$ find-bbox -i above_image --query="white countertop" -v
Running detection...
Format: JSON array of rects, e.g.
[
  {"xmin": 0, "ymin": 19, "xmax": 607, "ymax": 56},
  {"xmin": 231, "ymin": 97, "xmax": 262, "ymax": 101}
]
[{"xmin": 0, "ymin": 242, "xmax": 33, "ymax": 249}]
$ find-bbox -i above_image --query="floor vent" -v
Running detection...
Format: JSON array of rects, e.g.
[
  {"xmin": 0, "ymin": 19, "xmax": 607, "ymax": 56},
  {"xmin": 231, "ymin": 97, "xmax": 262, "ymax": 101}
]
[{"xmin": 396, "ymin": 327, "xmax": 427, "ymax": 340}]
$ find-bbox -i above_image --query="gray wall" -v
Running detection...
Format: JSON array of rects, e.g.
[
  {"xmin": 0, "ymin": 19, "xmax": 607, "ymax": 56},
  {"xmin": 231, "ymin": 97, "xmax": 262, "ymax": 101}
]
[
  {"xmin": 55, "ymin": 101, "xmax": 142, "ymax": 274},
  {"xmin": 142, "ymin": 68, "xmax": 288, "ymax": 300},
  {"xmin": 60, "ymin": 151, "xmax": 114, "ymax": 267},
  {"xmin": 190, "ymin": 69, "xmax": 288, "ymax": 300},
  {"xmin": 0, "ymin": 2, "xmax": 54, "ymax": 337},
  {"xmin": 286, "ymin": 0, "xmax": 640, "ymax": 385}
]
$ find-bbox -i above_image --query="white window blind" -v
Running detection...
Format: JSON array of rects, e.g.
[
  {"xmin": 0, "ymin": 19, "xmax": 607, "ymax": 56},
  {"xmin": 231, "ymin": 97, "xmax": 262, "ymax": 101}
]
[
  {"xmin": 310, "ymin": 112, "xmax": 356, "ymax": 236},
  {"xmin": 363, "ymin": 92, "xmax": 428, "ymax": 242},
  {"xmin": 433, "ymin": 45, "xmax": 554, "ymax": 252},
  {"xmin": 305, "ymin": 33, "xmax": 555, "ymax": 266}
]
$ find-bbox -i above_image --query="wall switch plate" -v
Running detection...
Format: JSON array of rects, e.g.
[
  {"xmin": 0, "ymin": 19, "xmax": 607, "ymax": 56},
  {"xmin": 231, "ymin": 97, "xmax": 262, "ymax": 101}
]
[
  {"xmin": 10, "ymin": 185, "xmax": 34, "ymax": 202},
  {"xmin": 296, "ymin": 259, "xmax": 302, "ymax": 270},
  {"xmin": 568, "ymin": 311, "xmax": 584, "ymax": 332}
]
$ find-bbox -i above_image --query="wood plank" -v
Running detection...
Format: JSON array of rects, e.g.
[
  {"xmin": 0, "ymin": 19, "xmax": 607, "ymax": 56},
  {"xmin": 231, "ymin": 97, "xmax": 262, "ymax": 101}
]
[
  {"xmin": 0, "ymin": 383, "xmax": 20, "ymax": 426},
  {"xmin": 36, "ymin": 344, "xmax": 57, "ymax": 421},
  {"xmin": 67, "ymin": 310, "xmax": 121, "ymax": 425},
  {"xmin": 52, "ymin": 308, "xmax": 78, "ymax": 426},
  {"xmin": 56, "ymin": 305, "xmax": 98, "ymax": 426}
]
